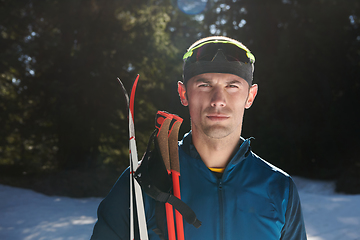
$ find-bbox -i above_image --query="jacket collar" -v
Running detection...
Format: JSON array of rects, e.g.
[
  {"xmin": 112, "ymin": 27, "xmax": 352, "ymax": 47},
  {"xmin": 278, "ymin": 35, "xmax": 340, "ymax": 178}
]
[{"xmin": 179, "ymin": 131, "xmax": 253, "ymax": 171}]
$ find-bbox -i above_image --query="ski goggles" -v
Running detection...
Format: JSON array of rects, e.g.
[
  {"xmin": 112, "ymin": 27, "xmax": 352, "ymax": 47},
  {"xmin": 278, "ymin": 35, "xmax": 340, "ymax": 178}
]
[
  {"xmin": 183, "ymin": 40, "xmax": 255, "ymax": 65},
  {"xmin": 182, "ymin": 39, "xmax": 255, "ymax": 85}
]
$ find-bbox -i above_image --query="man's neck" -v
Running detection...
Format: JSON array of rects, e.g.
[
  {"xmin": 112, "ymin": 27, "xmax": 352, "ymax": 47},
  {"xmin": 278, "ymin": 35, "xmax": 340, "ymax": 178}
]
[{"xmin": 191, "ymin": 129, "xmax": 242, "ymax": 169}]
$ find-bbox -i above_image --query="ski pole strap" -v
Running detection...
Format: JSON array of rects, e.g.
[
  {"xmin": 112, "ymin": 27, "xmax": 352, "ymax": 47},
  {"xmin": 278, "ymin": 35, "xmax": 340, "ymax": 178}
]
[
  {"xmin": 135, "ymin": 170, "xmax": 201, "ymax": 229},
  {"xmin": 153, "ymin": 202, "xmax": 167, "ymax": 240},
  {"xmin": 166, "ymin": 195, "xmax": 202, "ymax": 228},
  {"xmin": 134, "ymin": 130, "xmax": 202, "ymax": 229}
]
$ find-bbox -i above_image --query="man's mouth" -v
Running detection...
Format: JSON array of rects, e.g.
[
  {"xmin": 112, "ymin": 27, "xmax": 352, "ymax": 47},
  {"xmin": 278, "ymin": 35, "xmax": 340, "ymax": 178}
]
[{"xmin": 206, "ymin": 114, "xmax": 229, "ymax": 121}]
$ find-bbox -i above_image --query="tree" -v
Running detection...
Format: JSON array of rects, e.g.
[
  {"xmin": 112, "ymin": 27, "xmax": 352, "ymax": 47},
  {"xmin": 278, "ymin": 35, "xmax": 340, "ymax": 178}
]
[
  {"xmin": 1, "ymin": 0, "xmax": 359, "ymax": 188},
  {"xmin": 0, "ymin": 0, "xmax": 181, "ymax": 171}
]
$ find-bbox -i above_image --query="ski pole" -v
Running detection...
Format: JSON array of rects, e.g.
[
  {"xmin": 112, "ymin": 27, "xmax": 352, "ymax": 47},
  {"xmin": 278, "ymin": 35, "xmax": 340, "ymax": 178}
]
[
  {"xmin": 155, "ymin": 111, "xmax": 176, "ymax": 240},
  {"xmin": 168, "ymin": 114, "xmax": 184, "ymax": 240}
]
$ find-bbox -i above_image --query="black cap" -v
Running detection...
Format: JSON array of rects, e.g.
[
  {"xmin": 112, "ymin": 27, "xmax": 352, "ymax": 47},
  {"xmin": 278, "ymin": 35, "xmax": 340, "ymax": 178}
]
[
  {"xmin": 182, "ymin": 36, "xmax": 255, "ymax": 86},
  {"xmin": 183, "ymin": 49, "xmax": 253, "ymax": 85}
]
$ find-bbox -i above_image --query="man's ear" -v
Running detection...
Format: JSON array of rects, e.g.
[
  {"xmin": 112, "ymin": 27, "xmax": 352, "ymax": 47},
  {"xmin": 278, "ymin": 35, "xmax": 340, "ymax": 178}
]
[
  {"xmin": 245, "ymin": 84, "xmax": 258, "ymax": 109},
  {"xmin": 178, "ymin": 81, "xmax": 188, "ymax": 106}
]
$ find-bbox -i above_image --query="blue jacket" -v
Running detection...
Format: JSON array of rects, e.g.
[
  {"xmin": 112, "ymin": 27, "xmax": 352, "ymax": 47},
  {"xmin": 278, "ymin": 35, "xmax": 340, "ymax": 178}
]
[{"xmin": 91, "ymin": 132, "xmax": 307, "ymax": 240}]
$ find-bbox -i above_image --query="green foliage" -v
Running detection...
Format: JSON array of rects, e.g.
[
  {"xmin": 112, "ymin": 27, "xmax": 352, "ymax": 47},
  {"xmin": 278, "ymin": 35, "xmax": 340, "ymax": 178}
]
[
  {"xmin": 1, "ymin": 0, "xmax": 359, "ymax": 190},
  {"xmin": 0, "ymin": 0, "xmax": 182, "ymax": 171}
]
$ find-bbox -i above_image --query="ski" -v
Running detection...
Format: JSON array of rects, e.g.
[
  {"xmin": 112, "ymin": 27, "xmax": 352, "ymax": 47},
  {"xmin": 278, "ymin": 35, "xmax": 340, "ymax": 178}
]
[{"xmin": 118, "ymin": 75, "xmax": 149, "ymax": 240}]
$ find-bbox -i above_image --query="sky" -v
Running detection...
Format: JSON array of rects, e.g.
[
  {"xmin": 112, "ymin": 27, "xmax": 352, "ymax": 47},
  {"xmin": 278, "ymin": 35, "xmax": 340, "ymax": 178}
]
[{"xmin": 0, "ymin": 176, "xmax": 359, "ymax": 240}]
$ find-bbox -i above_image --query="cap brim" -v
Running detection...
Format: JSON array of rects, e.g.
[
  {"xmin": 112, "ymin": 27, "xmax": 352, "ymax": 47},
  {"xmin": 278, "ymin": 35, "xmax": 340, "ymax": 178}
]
[{"xmin": 183, "ymin": 61, "xmax": 253, "ymax": 85}]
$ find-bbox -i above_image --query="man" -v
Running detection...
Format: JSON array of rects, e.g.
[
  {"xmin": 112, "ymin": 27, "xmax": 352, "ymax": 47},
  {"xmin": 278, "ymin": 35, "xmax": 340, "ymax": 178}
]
[{"xmin": 91, "ymin": 36, "xmax": 307, "ymax": 239}]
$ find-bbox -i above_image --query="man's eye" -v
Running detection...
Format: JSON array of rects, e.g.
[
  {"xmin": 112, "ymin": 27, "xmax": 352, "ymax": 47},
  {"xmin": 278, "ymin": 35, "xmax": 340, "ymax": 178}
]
[
  {"xmin": 199, "ymin": 84, "xmax": 210, "ymax": 87},
  {"xmin": 228, "ymin": 84, "xmax": 239, "ymax": 88}
]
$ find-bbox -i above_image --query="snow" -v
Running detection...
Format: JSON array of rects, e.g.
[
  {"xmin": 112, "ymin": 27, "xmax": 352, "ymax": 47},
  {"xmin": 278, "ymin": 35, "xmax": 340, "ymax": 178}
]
[
  {"xmin": 0, "ymin": 177, "xmax": 359, "ymax": 240},
  {"xmin": 293, "ymin": 177, "xmax": 360, "ymax": 240},
  {"xmin": 0, "ymin": 185, "xmax": 100, "ymax": 240}
]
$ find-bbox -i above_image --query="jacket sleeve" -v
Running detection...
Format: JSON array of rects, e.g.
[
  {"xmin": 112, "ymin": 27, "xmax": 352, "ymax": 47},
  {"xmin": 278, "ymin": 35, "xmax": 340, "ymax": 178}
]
[
  {"xmin": 280, "ymin": 178, "xmax": 307, "ymax": 240},
  {"xmin": 90, "ymin": 168, "xmax": 131, "ymax": 240}
]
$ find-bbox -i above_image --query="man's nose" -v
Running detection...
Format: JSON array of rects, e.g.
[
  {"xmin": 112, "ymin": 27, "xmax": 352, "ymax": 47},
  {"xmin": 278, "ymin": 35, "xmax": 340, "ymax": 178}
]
[{"xmin": 210, "ymin": 87, "xmax": 226, "ymax": 107}]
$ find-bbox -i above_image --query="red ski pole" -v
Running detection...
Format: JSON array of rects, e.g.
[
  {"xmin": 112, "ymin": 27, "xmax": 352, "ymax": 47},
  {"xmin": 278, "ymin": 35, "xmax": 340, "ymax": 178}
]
[
  {"xmin": 168, "ymin": 114, "xmax": 184, "ymax": 240},
  {"xmin": 155, "ymin": 111, "xmax": 176, "ymax": 240}
]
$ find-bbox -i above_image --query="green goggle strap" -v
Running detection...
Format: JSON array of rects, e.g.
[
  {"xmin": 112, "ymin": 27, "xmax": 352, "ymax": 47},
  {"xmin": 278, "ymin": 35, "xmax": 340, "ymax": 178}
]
[{"xmin": 183, "ymin": 40, "xmax": 255, "ymax": 64}]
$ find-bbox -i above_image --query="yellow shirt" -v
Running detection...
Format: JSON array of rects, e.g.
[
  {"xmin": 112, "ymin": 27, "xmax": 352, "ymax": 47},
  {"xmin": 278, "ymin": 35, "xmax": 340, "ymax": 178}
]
[{"xmin": 208, "ymin": 167, "xmax": 225, "ymax": 173}]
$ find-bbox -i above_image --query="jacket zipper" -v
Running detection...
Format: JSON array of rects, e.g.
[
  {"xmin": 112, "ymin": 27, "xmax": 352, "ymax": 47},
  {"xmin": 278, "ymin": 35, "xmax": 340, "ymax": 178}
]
[{"xmin": 218, "ymin": 179, "xmax": 224, "ymax": 240}]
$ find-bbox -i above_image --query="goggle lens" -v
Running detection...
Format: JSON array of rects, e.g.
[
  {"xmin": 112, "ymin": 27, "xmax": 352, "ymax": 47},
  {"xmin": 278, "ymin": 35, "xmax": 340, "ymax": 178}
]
[{"xmin": 184, "ymin": 42, "xmax": 255, "ymax": 65}]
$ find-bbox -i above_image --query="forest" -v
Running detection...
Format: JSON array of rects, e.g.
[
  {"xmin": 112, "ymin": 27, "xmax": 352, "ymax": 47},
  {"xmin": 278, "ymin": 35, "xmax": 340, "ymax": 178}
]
[{"xmin": 0, "ymin": 0, "xmax": 359, "ymax": 197}]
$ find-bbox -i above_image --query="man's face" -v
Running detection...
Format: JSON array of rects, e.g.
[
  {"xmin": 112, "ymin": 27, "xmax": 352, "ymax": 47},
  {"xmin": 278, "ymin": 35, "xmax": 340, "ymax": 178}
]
[{"xmin": 178, "ymin": 73, "xmax": 257, "ymax": 140}]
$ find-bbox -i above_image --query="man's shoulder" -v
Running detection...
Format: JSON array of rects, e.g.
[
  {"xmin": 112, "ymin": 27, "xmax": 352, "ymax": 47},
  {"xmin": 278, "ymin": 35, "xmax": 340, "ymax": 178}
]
[{"xmin": 248, "ymin": 151, "xmax": 290, "ymax": 179}]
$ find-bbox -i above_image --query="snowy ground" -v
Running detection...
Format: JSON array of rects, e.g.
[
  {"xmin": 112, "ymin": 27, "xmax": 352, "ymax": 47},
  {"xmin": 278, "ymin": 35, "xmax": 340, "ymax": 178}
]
[{"xmin": 0, "ymin": 177, "xmax": 359, "ymax": 240}]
